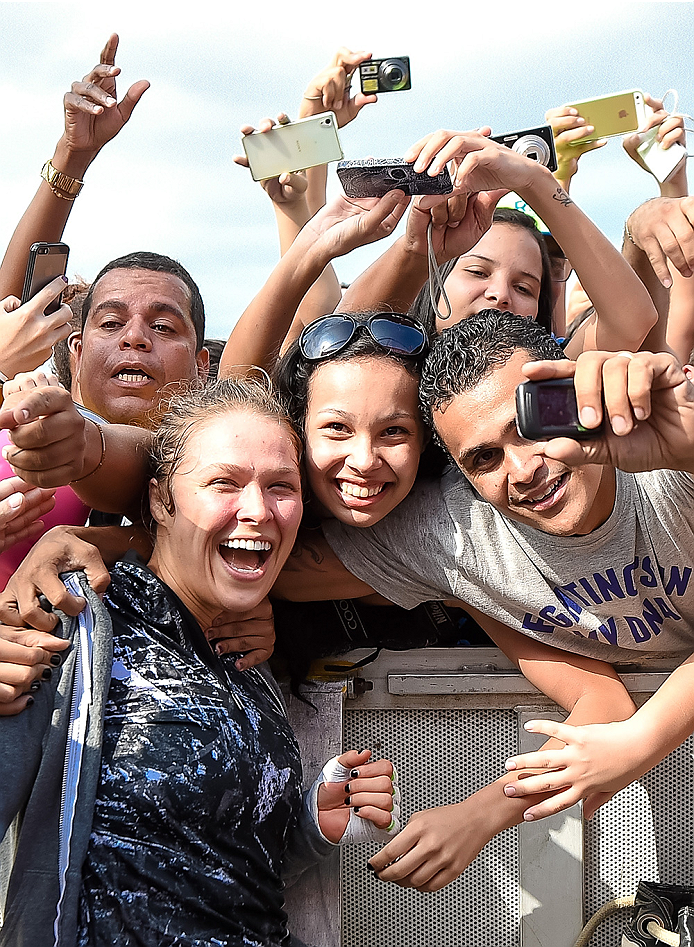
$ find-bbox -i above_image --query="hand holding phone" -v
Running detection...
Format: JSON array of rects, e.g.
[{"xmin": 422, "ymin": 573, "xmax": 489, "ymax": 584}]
[
  {"xmin": 337, "ymin": 158, "xmax": 452, "ymax": 198},
  {"xmin": 241, "ymin": 112, "xmax": 343, "ymax": 181},
  {"xmin": 516, "ymin": 378, "xmax": 603, "ymax": 440},
  {"xmin": 564, "ymin": 90, "xmax": 647, "ymax": 143},
  {"xmin": 21, "ymin": 243, "xmax": 69, "ymax": 315},
  {"xmin": 520, "ymin": 350, "xmax": 694, "ymax": 476},
  {"xmin": 0, "ymin": 277, "xmax": 72, "ymax": 380}
]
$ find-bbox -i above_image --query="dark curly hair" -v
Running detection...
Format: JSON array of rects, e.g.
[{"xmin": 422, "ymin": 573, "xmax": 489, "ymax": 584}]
[{"xmin": 419, "ymin": 310, "xmax": 565, "ymax": 441}]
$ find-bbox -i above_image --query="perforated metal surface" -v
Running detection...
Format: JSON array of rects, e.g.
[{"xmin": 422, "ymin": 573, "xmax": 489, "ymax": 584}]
[
  {"xmin": 583, "ymin": 734, "xmax": 694, "ymax": 947},
  {"xmin": 342, "ymin": 708, "xmax": 519, "ymax": 947}
]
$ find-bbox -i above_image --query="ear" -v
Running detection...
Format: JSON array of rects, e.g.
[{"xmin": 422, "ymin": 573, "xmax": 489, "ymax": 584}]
[
  {"xmin": 149, "ymin": 477, "xmax": 173, "ymax": 528},
  {"xmin": 196, "ymin": 347, "xmax": 210, "ymax": 383}
]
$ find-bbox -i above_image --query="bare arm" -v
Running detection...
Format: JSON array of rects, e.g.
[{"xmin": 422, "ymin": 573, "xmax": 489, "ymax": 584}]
[
  {"xmin": 368, "ymin": 605, "xmax": 636, "ymax": 891},
  {"xmin": 403, "ymin": 129, "xmax": 658, "ymax": 354},
  {"xmin": 220, "ymin": 191, "xmax": 409, "ymax": 375},
  {"xmin": 0, "ymin": 378, "xmax": 151, "ymax": 516},
  {"xmin": 620, "ymin": 97, "xmax": 690, "ymax": 357},
  {"xmin": 505, "ymin": 651, "xmax": 694, "ymax": 820},
  {"xmin": 272, "ymin": 528, "xmax": 376, "ymax": 602},
  {"xmin": 0, "ymin": 34, "xmax": 149, "ymax": 298}
]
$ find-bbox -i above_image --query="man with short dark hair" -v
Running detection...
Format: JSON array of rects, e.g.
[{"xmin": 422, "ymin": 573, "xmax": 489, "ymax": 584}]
[
  {"xmin": 272, "ymin": 310, "xmax": 694, "ymax": 888},
  {"xmin": 72, "ymin": 252, "xmax": 208, "ymax": 426}
]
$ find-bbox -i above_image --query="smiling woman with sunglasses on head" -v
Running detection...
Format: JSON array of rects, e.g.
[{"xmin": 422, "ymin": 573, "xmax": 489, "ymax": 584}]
[{"xmin": 275, "ymin": 312, "xmax": 432, "ymax": 529}]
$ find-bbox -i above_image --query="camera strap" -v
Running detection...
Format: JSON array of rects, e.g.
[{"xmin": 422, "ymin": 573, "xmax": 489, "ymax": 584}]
[{"xmin": 427, "ymin": 221, "xmax": 452, "ymax": 321}]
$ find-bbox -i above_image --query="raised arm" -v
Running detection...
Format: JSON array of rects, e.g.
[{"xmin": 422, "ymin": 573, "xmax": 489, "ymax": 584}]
[
  {"xmin": 544, "ymin": 105, "xmax": 607, "ymax": 194},
  {"xmin": 621, "ymin": 95, "xmax": 690, "ymax": 356},
  {"xmin": 405, "ymin": 129, "xmax": 658, "ymax": 354},
  {"xmin": 338, "ymin": 127, "xmax": 501, "ymax": 316},
  {"xmin": 219, "ymin": 191, "xmax": 410, "ymax": 375},
  {"xmin": 367, "ymin": 607, "xmax": 636, "ymax": 891},
  {"xmin": 233, "ymin": 117, "xmax": 341, "ymax": 349},
  {"xmin": 0, "ymin": 34, "xmax": 148, "ymax": 298}
]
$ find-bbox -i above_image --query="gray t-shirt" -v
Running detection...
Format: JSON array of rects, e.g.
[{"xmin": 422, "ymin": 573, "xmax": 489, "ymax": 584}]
[{"xmin": 323, "ymin": 467, "xmax": 694, "ymax": 663}]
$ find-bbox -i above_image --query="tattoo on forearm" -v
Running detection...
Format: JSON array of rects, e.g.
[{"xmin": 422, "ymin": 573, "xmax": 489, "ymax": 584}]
[{"xmin": 552, "ymin": 186, "xmax": 573, "ymax": 208}]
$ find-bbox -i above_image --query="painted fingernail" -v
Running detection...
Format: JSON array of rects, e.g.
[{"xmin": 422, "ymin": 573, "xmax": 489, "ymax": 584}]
[
  {"xmin": 50, "ymin": 653, "xmax": 62, "ymax": 666},
  {"xmin": 350, "ymin": 769, "xmax": 359, "ymax": 778},
  {"xmin": 345, "ymin": 797, "xmax": 350, "ymax": 806},
  {"xmin": 61, "ymin": 275, "xmax": 69, "ymax": 283},
  {"xmin": 41, "ymin": 667, "xmax": 52, "ymax": 681},
  {"xmin": 366, "ymin": 862, "xmax": 376, "ymax": 873},
  {"xmin": 344, "ymin": 784, "xmax": 351, "ymax": 793},
  {"xmin": 25, "ymin": 696, "xmax": 34, "ymax": 708},
  {"xmin": 30, "ymin": 681, "xmax": 41, "ymax": 692},
  {"xmin": 353, "ymin": 807, "xmax": 360, "ymax": 813}
]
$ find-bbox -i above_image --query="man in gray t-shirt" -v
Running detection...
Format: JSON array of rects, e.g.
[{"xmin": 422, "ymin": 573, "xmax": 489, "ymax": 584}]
[{"xmin": 288, "ymin": 312, "xmax": 694, "ymax": 887}]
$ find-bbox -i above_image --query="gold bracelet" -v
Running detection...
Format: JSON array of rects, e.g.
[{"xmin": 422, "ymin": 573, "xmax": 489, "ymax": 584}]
[
  {"xmin": 41, "ymin": 159, "xmax": 84, "ymax": 201},
  {"xmin": 73, "ymin": 419, "xmax": 106, "ymax": 482}
]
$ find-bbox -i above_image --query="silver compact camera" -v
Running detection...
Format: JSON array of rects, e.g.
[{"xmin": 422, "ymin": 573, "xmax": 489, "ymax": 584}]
[
  {"xmin": 359, "ymin": 57, "xmax": 411, "ymax": 94},
  {"xmin": 491, "ymin": 125, "xmax": 557, "ymax": 172}
]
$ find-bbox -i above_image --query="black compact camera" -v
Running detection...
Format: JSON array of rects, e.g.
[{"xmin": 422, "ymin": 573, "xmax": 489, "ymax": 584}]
[
  {"xmin": 337, "ymin": 158, "xmax": 452, "ymax": 198},
  {"xmin": 516, "ymin": 378, "xmax": 603, "ymax": 440},
  {"xmin": 491, "ymin": 125, "xmax": 557, "ymax": 172},
  {"xmin": 359, "ymin": 57, "xmax": 411, "ymax": 94}
]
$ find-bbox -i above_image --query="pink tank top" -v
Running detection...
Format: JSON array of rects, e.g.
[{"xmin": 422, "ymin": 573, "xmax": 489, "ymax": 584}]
[{"xmin": 0, "ymin": 429, "xmax": 90, "ymax": 590}]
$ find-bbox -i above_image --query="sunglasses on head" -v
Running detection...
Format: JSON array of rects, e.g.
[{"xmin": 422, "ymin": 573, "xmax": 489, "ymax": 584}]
[{"xmin": 298, "ymin": 313, "xmax": 428, "ymax": 362}]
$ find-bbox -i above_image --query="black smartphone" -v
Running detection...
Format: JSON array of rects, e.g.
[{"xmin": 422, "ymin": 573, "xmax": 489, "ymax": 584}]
[
  {"xmin": 337, "ymin": 159, "xmax": 452, "ymax": 198},
  {"xmin": 21, "ymin": 242, "xmax": 70, "ymax": 315},
  {"xmin": 516, "ymin": 378, "xmax": 603, "ymax": 440}
]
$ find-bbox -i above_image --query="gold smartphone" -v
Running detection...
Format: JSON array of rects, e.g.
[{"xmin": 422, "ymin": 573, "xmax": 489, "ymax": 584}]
[{"xmin": 564, "ymin": 89, "xmax": 647, "ymax": 143}]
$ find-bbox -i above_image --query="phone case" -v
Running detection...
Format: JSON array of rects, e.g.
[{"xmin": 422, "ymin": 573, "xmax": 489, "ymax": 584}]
[
  {"xmin": 21, "ymin": 242, "xmax": 69, "ymax": 315},
  {"xmin": 637, "ymin": 129, "xmax": 687, "ymax": 183},
  {"xmin": 337, "ymin": 159, "xmax": 453, "ymax": 198},
  {"xmin": 565, "ymin": 89, "xmax": 647, "ymax": 142},
  {"xmin": 242, "ymin": 112, "xmax": 343, "ymax": 181}
]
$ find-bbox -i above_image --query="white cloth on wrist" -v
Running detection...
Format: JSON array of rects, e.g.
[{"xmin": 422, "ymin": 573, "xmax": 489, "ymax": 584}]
[{"xmin": 308, "ymin": 755, "xmax": 401, "ymax": 845}]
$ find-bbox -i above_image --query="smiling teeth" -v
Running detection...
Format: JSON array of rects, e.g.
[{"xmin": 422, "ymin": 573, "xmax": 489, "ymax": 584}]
[
  {"xmin": 340, "ymin": 482, "xmax": 385, "ymax": 499},
  {"xmin": 524, "ymin": 478, "xmax": 562, "ymax": 505},
  {"xmin": 117, "ymin": 370, "xmax": 150, "ymax": 382},
  {"xmin": 222, "ymin": 539, "xmax": 271, "ymax": 551}
]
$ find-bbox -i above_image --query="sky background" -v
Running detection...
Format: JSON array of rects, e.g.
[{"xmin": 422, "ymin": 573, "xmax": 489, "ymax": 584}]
[{"xmin": 0, "ymin": 2, "xmax": 692, "ymax": 341}]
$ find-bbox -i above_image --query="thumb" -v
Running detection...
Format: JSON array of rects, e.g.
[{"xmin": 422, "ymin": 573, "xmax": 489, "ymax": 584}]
[
  {"xmin": 118, "ymin": 79, "xmax": 150, "ymax": 122},
  {"xmin": 583, "ymin": 791, "xmax": 614, "ymax": 820}
]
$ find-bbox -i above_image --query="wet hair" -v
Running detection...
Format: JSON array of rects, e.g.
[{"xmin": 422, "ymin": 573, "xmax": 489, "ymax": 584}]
[
  {"xmin": 274, "ymin": 315, "xmax": 425, "ymax": 437},
  {"xmin": 149, "ymin": 375, "xmax": 302, "ymax": 517},
  {"xmin": 419, "ymin": 309, "xmax": 565, "ymax": 440},
  {"xmin": 81, "ymin": 251, "xmax": 206, "ymax": 351},
  {"xmin": 409, "ymin": 208, "xmax": 554, "ymax": 336}
]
